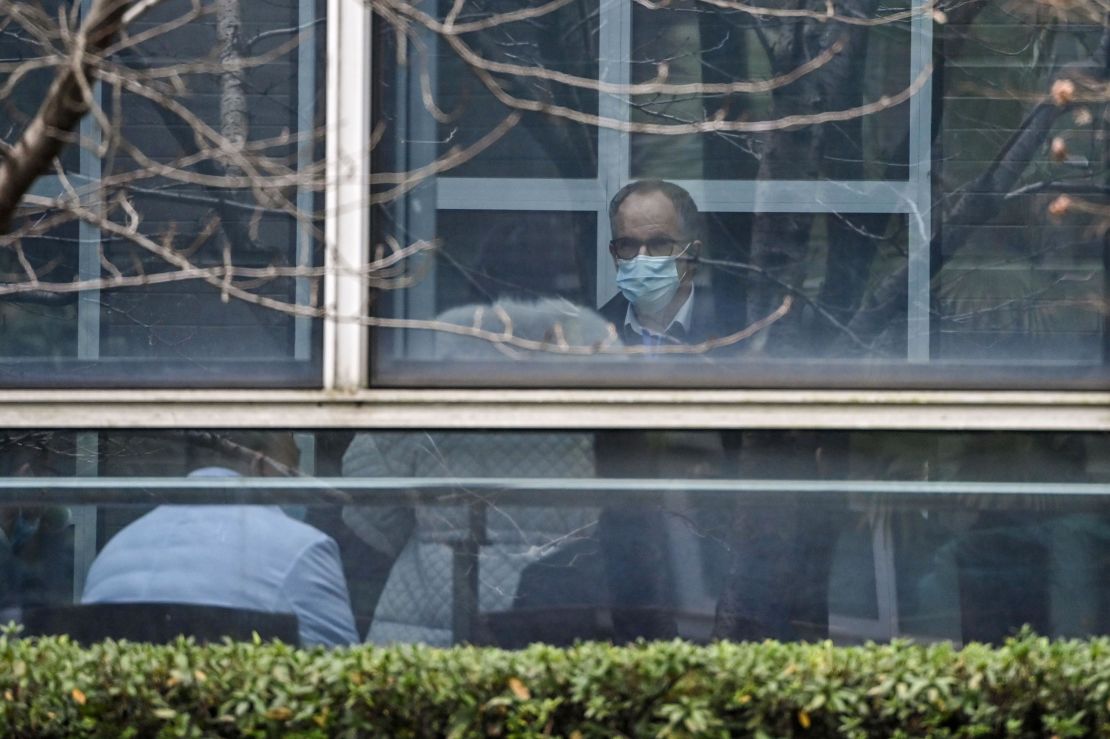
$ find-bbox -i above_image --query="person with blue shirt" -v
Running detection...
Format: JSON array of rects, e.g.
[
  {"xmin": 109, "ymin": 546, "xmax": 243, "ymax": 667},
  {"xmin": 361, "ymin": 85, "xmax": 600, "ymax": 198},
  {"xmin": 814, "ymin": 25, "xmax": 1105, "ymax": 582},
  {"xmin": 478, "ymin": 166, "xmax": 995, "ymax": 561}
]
[{"xmin": 81, "ymin": 433, "xmax": 358, "ymax": 647}]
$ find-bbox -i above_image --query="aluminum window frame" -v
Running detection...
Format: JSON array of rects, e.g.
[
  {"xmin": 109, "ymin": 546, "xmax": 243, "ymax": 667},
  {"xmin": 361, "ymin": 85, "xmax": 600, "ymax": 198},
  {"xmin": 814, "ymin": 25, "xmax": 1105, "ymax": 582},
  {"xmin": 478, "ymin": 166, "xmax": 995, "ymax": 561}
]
[{"xmin": 0, "ymin": 389, "xmax": 1106, "ymax": 429}]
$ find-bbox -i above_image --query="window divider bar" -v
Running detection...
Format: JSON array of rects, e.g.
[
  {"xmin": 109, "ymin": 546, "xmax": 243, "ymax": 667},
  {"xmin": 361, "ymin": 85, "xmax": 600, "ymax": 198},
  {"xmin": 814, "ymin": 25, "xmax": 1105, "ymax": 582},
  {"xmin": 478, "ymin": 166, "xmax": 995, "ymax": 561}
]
[
  {"xmin": 294, "ymin": 0, "xmax": 318, "ymax": 361},
  {"xmin": 906, "ymin": 0, "xmax": 935, "ymax": 362},
  {"xmin": 437, "ymin": 178, "xmax": 920, "ymax": 214},
  {"xmin": 437, "ymin": 178, "xmax": 607, "ymax": 210},
  {"xmin": 671, "ymin": 180, "xmax": 918, "ymax": 214},
  {"xmin": 324, "ymin": 0, "xmax": 371, "ymax": 390},
  {"xmin": 871, "ymin": 514, "xmax": 900, "ymax": 638},
  {"xmin": 595, "ymin": 0, "xmax": 631, "ymax": 308},
  {"xmin": 77, "ymin": 80, "xmax": 102, "ymax": 361},
  {"xmin": 0, "ymin": 390, "xmax": 1105, "ymax": 430},
  {"xmin": 3, "ymin": 476, "xmax": 1108, "ymax": 498},
  {"xmin": 398, "ymin": 22, "xmax": 442, "ymax": 360}
]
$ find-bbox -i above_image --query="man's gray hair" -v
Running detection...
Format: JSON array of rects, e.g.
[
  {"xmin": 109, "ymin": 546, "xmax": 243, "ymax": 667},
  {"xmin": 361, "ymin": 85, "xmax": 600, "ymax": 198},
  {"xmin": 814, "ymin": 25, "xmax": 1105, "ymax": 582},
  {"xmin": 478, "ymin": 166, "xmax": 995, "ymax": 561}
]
[{"xmin": 608, "ymin": 179, "xmax": 701, "ymax": 241}]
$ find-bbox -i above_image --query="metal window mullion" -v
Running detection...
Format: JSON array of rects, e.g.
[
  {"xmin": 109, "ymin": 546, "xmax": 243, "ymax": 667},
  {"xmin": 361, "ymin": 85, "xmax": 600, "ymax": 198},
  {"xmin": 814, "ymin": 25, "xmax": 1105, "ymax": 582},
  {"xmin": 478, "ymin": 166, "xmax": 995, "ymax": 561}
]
[
  {"xmin": 7, "ymin": 476, "xmax": 1110, "ymax": 499},
  {"xmin": 77, "ymin": 79, "xmax": 101, "ymax": 360},
  {"xmin": 669, "ymin": 180, "xmax": 917, "ymax": 214},
  {"xmin": 294, "ymin": 432, "xmax": 316, "ymax": 475},
  {"xmin": 73, "ymin": 0, "xmax": 102, "ymax": 602},
  {"xmin": 324, "ymin": 0, "xmax": 371, "ymax": 390},
  {"xmin": 1, "ymin": 390, "xmax": 1106, "ymax": 429},
  {"xmin": 437, "ymin": 178, "xmax": 918, "ymax": 214},
  {"xmin": 386, "ymin": 18, "xmax": 411, "ymax": 359},
  {"xmin": 294, "ymin": 0, "xmax": 318, "ymax": 361},
  {"xmin": 906, "ymin": 0, "xmax": 934, "ymax": 362},
  {"xmin": 395, "ymin": 22, "xmax": 440, "ymax": 359},
  {"xmin": 596, "ymin": 0, "xmax": 630, "ymax": 307},
  {"xmin": 436, "ymin": 178, "xmax": 606, "ymax": 210}
]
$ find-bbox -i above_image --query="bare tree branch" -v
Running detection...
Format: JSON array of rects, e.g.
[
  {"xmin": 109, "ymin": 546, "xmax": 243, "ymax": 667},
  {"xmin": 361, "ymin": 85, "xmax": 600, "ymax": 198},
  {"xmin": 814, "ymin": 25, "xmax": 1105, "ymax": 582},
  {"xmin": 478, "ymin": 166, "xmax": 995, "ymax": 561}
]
[{"xmin": 0, "ymin": 0, "xmax": 133, "ymax": 232}]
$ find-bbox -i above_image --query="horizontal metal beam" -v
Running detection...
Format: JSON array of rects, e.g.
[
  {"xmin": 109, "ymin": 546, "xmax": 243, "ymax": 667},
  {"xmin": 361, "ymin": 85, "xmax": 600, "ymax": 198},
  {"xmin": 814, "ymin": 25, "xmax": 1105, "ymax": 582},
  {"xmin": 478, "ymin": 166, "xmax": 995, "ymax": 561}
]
[
  {"xmin": 0, "ymin": 390, "xmax": 1105, "ymax": 430},
  {"xmin": 0, "ymin": 476, "xmax": 1105, "ymax": 506},
  {"xmin": 437, "ymin": 178, "xmax": 606, "ymax": 210},
  {"xmin": 436, "ymin": 178, "xmax": 917, "ymax": 214}
]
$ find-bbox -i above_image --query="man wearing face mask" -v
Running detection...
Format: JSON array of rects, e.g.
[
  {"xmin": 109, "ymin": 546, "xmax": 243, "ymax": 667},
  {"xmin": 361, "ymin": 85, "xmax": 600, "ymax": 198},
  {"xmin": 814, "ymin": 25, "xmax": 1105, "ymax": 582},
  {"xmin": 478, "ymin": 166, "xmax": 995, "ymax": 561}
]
[
  {"xmin": 592, "ymin": 181, "xmax": 743, "ymax": 643},
  {"xmin": 600, "ymin": 179, "xmax": 723, "ymax": 347}
]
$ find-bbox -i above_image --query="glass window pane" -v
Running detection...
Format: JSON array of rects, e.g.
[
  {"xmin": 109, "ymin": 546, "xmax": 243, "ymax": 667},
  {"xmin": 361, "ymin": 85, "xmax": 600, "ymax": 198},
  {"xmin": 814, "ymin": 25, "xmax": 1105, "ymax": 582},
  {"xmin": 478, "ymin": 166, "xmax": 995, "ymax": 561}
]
[
  {"xmin": 0, "ymin": 224, "xmax": 79, "ymax": 368},
  {"xmin": 370, "ymin": 0, "xmax": 1109, "ymax": 388},
  {"xmin": 0, "ymin": 0, "xmax": 79, "ymax": 172},
  {"xmin": 372, "ymin": 0, "xmax": 601, "ymax": 182},
  {"xmin": 629, "ymin": 3, "xmax": 912, "ymax": 181},
  {"xmin": 0, "ymin": 0, "xmax": 325, "ymax": 386},
  {"xmin": 373, "ymin": 210, "xmax": 599, "ymax": 371},
  {"xmin": 373, "ymin": 208, "xmax": 912, "ymax": 386},
  {"xmin": 5, "ymin": 429, "xmax": 1107, "ymax": 646},
  {"xmin": 932, "ymin": 4, "xmax": 1108, "ymax": 369}
]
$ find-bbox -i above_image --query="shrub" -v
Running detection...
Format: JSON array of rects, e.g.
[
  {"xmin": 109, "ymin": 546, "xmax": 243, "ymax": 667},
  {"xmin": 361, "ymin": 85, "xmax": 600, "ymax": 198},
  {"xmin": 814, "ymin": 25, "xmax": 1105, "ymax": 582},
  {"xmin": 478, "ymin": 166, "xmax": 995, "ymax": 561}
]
[{"xmin": 1, "ymin": 629, "xmax": 1108, "ymax": 737}]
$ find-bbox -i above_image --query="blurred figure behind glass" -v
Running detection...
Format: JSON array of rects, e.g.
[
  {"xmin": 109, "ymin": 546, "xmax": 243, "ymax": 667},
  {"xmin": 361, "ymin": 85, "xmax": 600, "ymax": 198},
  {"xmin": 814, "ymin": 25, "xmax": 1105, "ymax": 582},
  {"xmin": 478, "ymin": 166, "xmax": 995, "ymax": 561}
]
[
  {"xmin": 82, "ymin": 432, "xmax": 359, "ymax": 647},
  {"xmin": 0, "ymin": 433, "xmax": 73, "ymax": 623}
]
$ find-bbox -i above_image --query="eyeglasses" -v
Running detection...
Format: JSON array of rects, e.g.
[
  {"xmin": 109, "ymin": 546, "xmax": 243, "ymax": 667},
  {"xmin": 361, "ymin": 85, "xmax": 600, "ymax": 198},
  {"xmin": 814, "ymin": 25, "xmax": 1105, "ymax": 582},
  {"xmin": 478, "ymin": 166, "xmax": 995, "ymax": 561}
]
[{"xmin": 609, "ymin": 237, "xmax": 690, "ymax": 260}]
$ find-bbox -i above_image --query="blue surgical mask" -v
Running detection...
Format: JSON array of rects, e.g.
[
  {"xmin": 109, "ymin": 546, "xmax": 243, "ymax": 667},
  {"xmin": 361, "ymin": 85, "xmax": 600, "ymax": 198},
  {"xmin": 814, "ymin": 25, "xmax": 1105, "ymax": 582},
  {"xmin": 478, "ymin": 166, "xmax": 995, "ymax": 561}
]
[{"xmin": 616, "ymin": 254, "xmax": 681, "ymax": 316}]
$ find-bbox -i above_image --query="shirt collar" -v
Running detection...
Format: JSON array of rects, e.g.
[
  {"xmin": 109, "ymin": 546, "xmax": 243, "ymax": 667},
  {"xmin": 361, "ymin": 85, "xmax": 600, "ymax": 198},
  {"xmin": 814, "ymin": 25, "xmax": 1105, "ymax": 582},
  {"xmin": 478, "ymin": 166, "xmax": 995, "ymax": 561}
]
[{"xmin": 623, "ymin": 283, "xmax": 696, "ymax": 341}]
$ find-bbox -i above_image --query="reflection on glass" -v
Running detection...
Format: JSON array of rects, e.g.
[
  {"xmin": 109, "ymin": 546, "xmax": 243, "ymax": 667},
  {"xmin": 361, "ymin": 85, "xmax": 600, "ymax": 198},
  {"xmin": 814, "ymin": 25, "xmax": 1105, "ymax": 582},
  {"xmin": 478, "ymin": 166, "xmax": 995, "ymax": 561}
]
[
  {"xmin": 0, "ymin": 225, "xmax": 79, "ymax": 368},
  {"xmin": 628, "ymin": 3, "xmax": 912, "ymax": 181},
  {"xmin": 436, "ymin": 0, "xmax": 600, "ymax": 179},
  {"xmin": 433, "ymin": 210, "xmax": 596, "ymax": 308},
  {"xmin": 371, "ymin": 0, "xmax": 600, "ymax": 182},
  {"xmin": 931, "ymin": 3, "xmax": 1108, "ymax": 367},
  {"xmin": 0, "ymin": 433, "xmax": 75, "ymax": 623},
  {"xmin": 2, "ymin": 429, "xmax": 1108, "ymax": 647},
  {"xmin": 371, "ymin": 0, "xmax": 1108, "ymax": 387},
  {"xmin": 0, "ymin": 0, "xmax": 79, "ymax": 172},
  {"xmin": 374, "ymin": 180, "xmax": 912, "ymax": 382},
  {"xmin": 0, "ymin": 0, "xmax": 324, "ymax": 387}
]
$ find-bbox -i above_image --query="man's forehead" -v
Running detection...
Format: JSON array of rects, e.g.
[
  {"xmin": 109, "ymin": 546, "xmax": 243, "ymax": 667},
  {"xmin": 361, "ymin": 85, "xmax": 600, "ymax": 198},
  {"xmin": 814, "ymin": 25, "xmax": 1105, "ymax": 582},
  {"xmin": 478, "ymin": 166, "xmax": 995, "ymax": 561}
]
[{"xmin": 613, "ymin": 191, "xmax": 680, "ymax": 232}]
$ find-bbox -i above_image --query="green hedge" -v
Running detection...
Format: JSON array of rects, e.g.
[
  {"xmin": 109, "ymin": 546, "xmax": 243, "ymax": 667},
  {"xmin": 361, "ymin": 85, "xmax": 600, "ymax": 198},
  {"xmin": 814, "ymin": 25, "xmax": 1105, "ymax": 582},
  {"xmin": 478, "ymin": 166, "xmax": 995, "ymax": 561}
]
[{"xmin": 1, "ymin": 630, "xmax": 1109, "ymax": 738}]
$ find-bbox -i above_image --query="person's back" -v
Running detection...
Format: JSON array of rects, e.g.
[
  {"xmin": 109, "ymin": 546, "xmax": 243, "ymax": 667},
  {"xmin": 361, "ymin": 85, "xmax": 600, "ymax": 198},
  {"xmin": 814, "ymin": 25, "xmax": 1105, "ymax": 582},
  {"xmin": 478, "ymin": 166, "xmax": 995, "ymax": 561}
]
[
  {"xmin": 82, "ymin": 444, "xmax": 358, "ymax": 648},
  {"xmin": 82, "ymin": 497, "xmax": 358, "ymax": 646}
]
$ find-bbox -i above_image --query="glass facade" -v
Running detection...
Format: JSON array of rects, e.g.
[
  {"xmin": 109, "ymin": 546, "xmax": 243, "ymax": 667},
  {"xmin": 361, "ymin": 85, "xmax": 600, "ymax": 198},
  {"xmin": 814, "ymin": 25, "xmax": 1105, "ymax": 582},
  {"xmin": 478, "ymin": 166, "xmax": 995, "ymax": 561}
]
[
  {"xmin": 372, "ymin": 0, "xmax": 1108, "ymax": 388},
  {"xmin": 0, "ymin": 0, "xmax": 1104, "ymax": 650},
  {"xmin": 1, "ymin": 430, "xmax": 1107, "ymax": 646}
]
